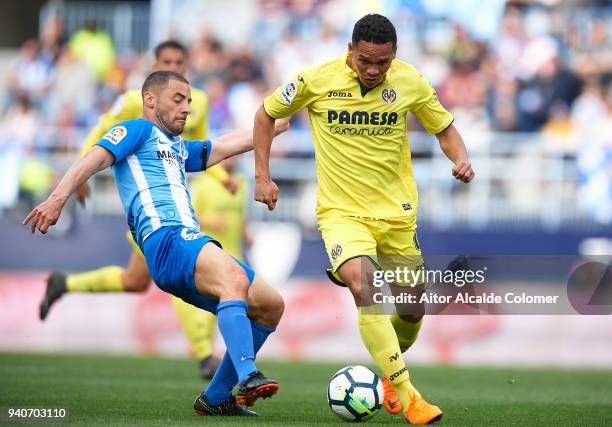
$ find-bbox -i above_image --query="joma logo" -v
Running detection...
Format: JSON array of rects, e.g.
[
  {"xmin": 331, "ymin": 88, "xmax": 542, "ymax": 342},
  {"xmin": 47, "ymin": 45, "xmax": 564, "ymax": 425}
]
[{"xmin": 328, "ymin": 91, "xmax": 353, "ymax": 98}]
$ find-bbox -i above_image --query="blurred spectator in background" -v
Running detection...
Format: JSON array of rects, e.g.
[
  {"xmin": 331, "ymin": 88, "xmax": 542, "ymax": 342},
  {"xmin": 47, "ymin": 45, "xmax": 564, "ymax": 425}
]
[
  {"xmin": 39, "ymin": 15, "xmax": 67, "ymax": 64},
  {"xmin": 437, "ymin": 25, "xmax": 489, "ymax": 130},
  {"xmin": 0, "ymin": 95, "xmax": 39, "ymax": 211},
  {"xmin": 225, "ymin": 45, "xmax": 266, "ymax": 128},
  {"xmin": 571, "ymin": 77, "xmax": 610, "ymax": 127},
  {"xmin": 516, "ymin": 37, "xmax": 583, "ymax": 131},
  {"xmin": 205, "ymin": 76, "xmax": 232, "ymax": 135},
  {"xmin": 69, "ymin": 21, "xmax": 115, "ymax": 82},
  {"xmin": 189, "ymin": 33, "xmax": 229, "ymax": 89},
  {"xmin": 574, "ymin": 77, "xmax": 612, "ymax": 224},
  {"xmin": 45, "ymin": 46, "xmax": 96, "ymax": 126},
  {"xmin": 2, "ymin": 95, "xmax": 38, "ymax": 153},
  {"xmin": 489, "ymin": 5, "xmax": 529, "ymax": 80},
  {"xmin": 5, "ymin": 39, "xmax": 53, "ymax": 110}
]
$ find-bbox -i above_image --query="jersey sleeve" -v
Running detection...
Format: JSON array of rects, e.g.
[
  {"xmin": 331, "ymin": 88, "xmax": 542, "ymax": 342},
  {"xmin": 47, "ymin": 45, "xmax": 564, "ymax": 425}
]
[
  {"xmin": 80, "ymin": 91, "xmax": 141, "ymax": 157},
  {"xmin": 263, "ymin": 70, "xmax": 315, "ymax": 118},
  {"xmin": 184, "ymin": 139, "xmax": 212, "ymax": 172},
  {"xmin": 411, "ymin": 74, "xmax": 454, "ymax": 135},
  {"xmin": 95, "ymin": 120, "xmax": 148, "ymax": 163}
]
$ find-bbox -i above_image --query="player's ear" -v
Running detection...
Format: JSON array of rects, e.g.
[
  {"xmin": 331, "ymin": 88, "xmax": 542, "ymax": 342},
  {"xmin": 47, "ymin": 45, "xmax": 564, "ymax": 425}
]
[
  {"xmin": 347, "ymin": 42, "xmax": 354, "ymax": 62},
  {"xmin": 142, "ymin": 90, "xmax": 155, "ymax": 109}
]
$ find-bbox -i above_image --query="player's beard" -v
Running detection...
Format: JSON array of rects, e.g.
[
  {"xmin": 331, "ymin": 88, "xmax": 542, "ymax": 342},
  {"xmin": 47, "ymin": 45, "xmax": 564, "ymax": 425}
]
[{"xmin": 156, "ymin": 107, "xmax": 185, "ymax": 136}]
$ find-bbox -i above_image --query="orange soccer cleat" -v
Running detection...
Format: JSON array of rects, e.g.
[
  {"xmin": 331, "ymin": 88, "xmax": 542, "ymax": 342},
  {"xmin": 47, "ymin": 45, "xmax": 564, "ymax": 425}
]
[
  {"xmin": 403, "ymin": 394, "xmax": 443, "ymax": 425},
  {"xmin": 382, "ymin": 377, "xmax": 402, "ymax": 415}
]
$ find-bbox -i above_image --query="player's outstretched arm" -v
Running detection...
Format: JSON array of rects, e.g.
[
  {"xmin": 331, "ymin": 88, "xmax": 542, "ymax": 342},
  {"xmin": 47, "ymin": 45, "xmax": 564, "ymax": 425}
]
[
  {"xmin": 22, "ymin": 146, "xmax": 115, "ymax": 234},
  {"xmin": 253, "ymin": 105, "xmax": 280, "ymax": 211},
  {"xmin": 206, "ymin": 117, "xmax": 289, "ymax": 169},
  {"xmin": 74, "ymin": 95, "xmax": 133, "ymax": 205},
  {"xmin": 435, "ymin": 124, "xmax": 475, "ymax": 183}
]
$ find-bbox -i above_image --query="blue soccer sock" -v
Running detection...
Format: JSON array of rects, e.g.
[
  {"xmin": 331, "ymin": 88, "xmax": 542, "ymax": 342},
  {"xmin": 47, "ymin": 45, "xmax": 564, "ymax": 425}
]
[
  {"xmin": 204, "ymin": 320, "xmax": 274, "ymax": 405},
  {"xmin": 215, "ymin": 300, "xmax": 256, "ymax": 383}
]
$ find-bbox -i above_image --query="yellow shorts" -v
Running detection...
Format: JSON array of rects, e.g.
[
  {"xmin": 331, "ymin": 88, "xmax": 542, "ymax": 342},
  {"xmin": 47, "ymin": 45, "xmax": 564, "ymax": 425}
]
[
  {"xmin": 318, "ymin": 214, "xmax": 424, "ymax": 285},
  {"xmin": 126, "ymin": 231, "xmax": 145, "ymax": 258}
]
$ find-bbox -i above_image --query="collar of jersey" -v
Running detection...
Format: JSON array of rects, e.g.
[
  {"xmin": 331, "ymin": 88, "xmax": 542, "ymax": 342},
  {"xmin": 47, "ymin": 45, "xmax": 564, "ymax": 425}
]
[{"xmin": 146, "ymin": 119, "xmax": 181, "ymax": 143}]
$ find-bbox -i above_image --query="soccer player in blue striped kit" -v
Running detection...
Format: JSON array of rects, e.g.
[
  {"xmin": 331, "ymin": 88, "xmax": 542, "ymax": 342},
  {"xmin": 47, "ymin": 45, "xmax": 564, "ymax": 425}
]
[{"xmin": 24, "ymin": 71, "xmax": 288, "ymax": 417}]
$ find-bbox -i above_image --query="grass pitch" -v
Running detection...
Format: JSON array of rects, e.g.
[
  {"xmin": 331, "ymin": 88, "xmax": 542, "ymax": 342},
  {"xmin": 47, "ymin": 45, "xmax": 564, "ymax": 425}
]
[{"xmin": 1, "ymin": 353, "xmax": 611, "ymax": 426}]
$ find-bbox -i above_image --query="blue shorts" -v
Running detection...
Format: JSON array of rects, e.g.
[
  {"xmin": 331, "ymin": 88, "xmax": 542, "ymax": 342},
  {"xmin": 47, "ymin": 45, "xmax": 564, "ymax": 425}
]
[{"xmin": 142, "ymin": 225, "xmax": 255, "ymax": 314}]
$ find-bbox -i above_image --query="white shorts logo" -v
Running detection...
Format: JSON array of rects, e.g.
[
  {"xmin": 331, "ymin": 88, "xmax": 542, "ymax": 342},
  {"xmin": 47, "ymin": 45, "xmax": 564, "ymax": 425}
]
[
  {"xmin": 181, "ymin": 228, "xmax": 204, "ymax": 241},
  {"xmin": 103, "ymin": 126, "xmax": 127, "ymax": 145}
]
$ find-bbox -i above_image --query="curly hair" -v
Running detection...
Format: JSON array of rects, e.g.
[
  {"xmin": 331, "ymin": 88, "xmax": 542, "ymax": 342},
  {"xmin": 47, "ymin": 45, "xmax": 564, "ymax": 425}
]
[{"xmin": 352, "ymin": 14, "xmax": 397, "ymax": 47}]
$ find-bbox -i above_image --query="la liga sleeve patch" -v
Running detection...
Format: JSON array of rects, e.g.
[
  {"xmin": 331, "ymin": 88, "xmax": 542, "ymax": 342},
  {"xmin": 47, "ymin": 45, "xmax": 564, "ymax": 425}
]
[
  {"xmin": 103, "ymin": 126, "xmax": 128, "ymax": 145},
  {"xmin": 279, "ymin": 80, "xmax": 298, "ymax": 105}
]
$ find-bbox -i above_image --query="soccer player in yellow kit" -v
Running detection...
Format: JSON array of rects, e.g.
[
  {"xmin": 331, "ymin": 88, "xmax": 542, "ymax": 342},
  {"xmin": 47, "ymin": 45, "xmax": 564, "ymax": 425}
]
[
  {"xmin": 254, "ymin": 14, "xmax": 474, "ymax": 424},
  {"xmin": 191, "ymin": 157, "xmax": 250, "ymax": 262},
  {"xmin": 39, "ymin": 40, "xmax": 232, "ymax": 379}
]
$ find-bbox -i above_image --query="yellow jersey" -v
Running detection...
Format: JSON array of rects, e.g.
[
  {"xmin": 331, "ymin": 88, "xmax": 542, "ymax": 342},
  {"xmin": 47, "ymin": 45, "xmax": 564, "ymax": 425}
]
[
  {"xmin": 190, "ymin": 168, "xmax": 247, "ymax": 259},
  {"xmin": 264, "ymin": 54, "xmax": 453, "ymax": 221},
  {"xmin": 81, "ymin": 86, "xmax": 230, "ymax": 183}
]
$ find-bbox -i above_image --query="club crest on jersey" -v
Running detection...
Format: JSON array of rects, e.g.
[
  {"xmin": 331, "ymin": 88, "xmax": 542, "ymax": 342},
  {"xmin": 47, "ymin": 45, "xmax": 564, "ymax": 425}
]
[
  {"xmin": 103, "ymin": 126, "xmax": 127, "ymax": 145},
  {"xmin": 331, "ymin": 244, "xmax": 343, "ymax": 260},
  {"xmin": 381, "ymin": 87, "xmax": 397, "ymax": 104},
  {"xmin": 280, "ymin": 81, "xmax": 298, "ymax": 105}
]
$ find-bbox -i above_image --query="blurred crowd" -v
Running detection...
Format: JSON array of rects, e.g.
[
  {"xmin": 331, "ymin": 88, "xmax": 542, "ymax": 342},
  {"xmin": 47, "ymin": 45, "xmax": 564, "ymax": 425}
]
[
  {"xmin": 0, "ymin": 0, "xmax": 611, "ymax": 221},
  {"xmin": 3, "ymin": 0, "xmax": 612, "ymax": 148}
]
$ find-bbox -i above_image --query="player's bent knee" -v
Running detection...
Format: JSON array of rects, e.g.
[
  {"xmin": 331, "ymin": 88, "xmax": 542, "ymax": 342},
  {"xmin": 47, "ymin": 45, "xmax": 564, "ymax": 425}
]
[
  {"xmin": 248, "ymin": 287, "xmax": 284, "ymax": 328},
  {"xmin": 346, "ymin": 279, "xmax": 363, "ymax": 298},
  {"xmin": 265, "ymin": 291, "xmax": 284, "ymax": 326},
  {"xmin": 219, "ymin": 268, "xmax": 250, "ymax": 300},
  {"xmin": 346, "ymin": 278, "xmax": 379, "ymax": 307},
  {"xmin": 339, "ymin": 257, "xmax": 379, "ymax": 306}
]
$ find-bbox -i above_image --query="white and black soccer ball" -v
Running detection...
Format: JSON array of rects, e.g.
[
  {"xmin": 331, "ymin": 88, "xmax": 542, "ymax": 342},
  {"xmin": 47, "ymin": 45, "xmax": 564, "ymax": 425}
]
[{"xmin": 327, "ymin": 365, "xmax": 383, "ymax": 422}]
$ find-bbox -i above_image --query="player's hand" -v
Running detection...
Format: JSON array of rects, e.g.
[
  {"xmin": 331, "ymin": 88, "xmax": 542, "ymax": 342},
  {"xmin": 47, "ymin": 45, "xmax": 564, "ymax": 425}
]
[
  {"xmin": 255, "ymin": 177, "xmax": 279, "ymax": 210},
  {"xmin": 75, "ymin": 182, "xmax": 90, "ymax": 206},
  {"xmin": 22, "ymin": 196, "xmax": 65, "ymax": 234},
  {"xmin": 452, "ymin": 161, "xmax": 475, "ymax": 183},
  {"xmin": 223, "ymin": 177, "xmax": 240, "ymax": 194},
  {"xmin": 273, "ymin": 118, "xmax": 290, "ymax": 136}
]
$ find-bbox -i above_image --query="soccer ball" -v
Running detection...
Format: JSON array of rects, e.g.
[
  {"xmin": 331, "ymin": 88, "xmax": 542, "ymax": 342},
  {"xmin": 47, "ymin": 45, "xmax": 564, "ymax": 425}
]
[{"xmin": 327, "ymin": 365, "xmax": 383, "ymax": 422}]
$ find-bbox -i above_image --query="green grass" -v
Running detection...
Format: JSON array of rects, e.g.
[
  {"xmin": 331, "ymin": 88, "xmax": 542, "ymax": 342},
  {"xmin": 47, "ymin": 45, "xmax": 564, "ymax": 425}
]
[{"xmin": 1, "ymin": 353, "xmax": 611, "ymax": 426}]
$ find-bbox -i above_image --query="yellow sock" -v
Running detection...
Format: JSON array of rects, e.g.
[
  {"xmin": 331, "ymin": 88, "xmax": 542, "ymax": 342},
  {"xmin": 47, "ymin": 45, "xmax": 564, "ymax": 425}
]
[
  {"xmin": 172, "ymin": 297, "xmax": 217, "ymax": 360},
  {"xmin": 66, "ymin": 266, "xmax": 124, "ymax": 292},
  {"xmin": 358, "ymin": 307, "xmax": 421, "ymax": 410},
  {"xmin": 390, "ymin": 312, "xmax": 423, "ymax": 352}
]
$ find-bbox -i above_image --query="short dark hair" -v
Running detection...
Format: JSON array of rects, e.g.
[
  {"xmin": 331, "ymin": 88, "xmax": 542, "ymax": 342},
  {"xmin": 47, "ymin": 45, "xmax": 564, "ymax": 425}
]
[
  {"xmin": 154, "ymin": 40, "xmax": 187, "ymax": 59},
  {"xmin": 352, "ymin": 14, "xmax": 397, "ymax": 47},
  {"xmin": 141, "ymin": 71, "xmax": 189, "ymax": 96}
]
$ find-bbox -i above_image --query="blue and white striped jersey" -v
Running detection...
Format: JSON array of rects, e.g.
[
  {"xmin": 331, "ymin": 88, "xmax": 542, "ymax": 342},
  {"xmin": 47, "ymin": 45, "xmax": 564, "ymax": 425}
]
[{"xmin": 96, "ymin": 119, "xmax": 211, "ymax": 248}]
